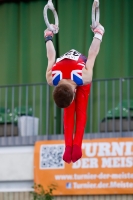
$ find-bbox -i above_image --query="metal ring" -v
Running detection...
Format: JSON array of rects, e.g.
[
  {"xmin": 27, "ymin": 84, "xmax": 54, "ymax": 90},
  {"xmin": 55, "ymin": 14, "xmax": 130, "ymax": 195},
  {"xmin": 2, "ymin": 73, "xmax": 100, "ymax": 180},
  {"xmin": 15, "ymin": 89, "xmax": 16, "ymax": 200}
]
[
  {"xmin": 43, "ymin": 0, "xmax": 59, "ymax": 34},
  {"xmin": 92, "ymin": 0, "xmax": 100, "ymax": 29}
]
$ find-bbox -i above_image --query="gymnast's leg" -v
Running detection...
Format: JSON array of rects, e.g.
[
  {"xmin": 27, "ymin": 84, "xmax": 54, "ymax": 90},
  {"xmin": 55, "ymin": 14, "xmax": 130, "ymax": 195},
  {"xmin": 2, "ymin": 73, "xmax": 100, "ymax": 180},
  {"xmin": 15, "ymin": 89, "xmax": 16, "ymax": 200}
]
[
  {"xmin": 63, "ymin": 99, "xmax": 75, "ymax": 163},
  {"xmin": 72, "ymin": 84, "xmax": 91, "ymax": 162}
]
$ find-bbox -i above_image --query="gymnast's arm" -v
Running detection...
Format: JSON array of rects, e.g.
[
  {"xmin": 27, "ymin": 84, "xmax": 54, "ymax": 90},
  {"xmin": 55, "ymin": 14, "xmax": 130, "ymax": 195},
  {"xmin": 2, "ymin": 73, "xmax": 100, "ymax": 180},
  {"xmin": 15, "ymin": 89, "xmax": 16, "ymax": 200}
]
[
  {"xmin": 45, "ymin": 40, "xmax": 56, "ymax": 85},
  {"xmin": 44, "ymin": 27, "xmax": 57, "ymax": 86},
  {"xmin": 83, "ymin": 23, "xmax": 105, "ymax": 82}
]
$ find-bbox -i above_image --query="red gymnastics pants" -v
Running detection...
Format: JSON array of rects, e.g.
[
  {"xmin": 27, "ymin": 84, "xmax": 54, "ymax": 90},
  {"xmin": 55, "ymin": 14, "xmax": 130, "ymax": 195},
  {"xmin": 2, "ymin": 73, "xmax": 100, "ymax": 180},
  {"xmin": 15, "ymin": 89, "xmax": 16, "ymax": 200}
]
[{"xmin": 63, "ymin": 83, "xmax": 91, "ymax": 148}]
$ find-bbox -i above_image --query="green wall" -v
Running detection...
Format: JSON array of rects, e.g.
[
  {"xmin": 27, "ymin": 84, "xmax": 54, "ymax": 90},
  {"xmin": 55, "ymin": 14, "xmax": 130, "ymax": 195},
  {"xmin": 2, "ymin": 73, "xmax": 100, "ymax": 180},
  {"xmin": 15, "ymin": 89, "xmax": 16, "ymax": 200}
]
[
  {"xmin": 0, "ymin": 0, "xmax": 133, "ymax": 134},
  {"xmin": 0, "ymin": 0, "xmax": 133, "ymax": 85}
]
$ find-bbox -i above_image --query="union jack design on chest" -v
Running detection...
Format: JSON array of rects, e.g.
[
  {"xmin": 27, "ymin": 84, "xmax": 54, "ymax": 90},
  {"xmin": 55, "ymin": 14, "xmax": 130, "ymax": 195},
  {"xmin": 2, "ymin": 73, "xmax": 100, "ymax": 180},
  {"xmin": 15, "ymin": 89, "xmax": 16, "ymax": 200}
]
[
  {"xmin": 71, "ymin": 70, "xmax": 83, "ymax": 85},
  {"xmin": 52, "ymin": 70, "xmax": 62, "ymax": 86},
  {"xmin": 51, "ymin": 51, "xmax": 87, "ymax": 86}
]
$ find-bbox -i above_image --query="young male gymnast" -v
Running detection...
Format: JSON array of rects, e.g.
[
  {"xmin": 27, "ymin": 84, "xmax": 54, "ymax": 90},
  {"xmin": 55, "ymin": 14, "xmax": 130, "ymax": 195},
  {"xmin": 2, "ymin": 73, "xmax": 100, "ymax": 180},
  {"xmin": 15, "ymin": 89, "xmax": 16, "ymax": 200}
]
[{"xmin": 45, "ymin": 23, "xmax": 104, "ymax": 164}]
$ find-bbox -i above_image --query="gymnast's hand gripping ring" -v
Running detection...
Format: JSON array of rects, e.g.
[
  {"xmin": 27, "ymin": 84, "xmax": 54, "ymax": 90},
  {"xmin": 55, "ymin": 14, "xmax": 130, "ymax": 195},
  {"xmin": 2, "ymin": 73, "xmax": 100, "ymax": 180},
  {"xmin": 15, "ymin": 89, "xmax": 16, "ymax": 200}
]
[
  {"xmin": 92, "ymin": 0, "xmax": 100, "ymax": 29},
  {"xmin": 43, "ymin": 0, "xmax": 59, "ymax": 34}
]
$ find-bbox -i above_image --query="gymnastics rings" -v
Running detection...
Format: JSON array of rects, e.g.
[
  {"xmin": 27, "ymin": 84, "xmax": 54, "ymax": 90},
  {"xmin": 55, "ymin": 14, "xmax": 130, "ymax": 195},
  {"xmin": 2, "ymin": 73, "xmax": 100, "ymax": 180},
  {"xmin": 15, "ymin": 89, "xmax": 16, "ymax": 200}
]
[
  {"xmin": 92, "ymin": 0, "xmax": 100, "ymax": 28},
  {"xmin": 43, "ymin": 0, "xmax": 59, "ymax": 34}
]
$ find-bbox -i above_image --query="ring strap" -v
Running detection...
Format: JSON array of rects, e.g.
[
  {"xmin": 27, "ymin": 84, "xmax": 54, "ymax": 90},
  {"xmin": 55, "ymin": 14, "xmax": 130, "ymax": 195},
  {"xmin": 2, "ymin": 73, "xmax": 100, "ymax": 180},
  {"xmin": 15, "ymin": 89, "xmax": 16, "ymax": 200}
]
[
  {"xmin": 92, "ymin": 0, "xmax": 100, "ymax": 29},
  {"xmin": 43, "ymin": 0, "xmax": 59, "ymax": 34}
]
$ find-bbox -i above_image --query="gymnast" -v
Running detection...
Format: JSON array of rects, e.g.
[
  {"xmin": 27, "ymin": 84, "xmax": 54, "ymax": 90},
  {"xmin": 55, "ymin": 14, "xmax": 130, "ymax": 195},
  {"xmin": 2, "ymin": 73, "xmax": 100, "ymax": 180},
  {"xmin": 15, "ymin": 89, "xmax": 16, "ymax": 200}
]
[{"xmin": 44, "ymin": 21, "xmax": 104, "ymax": 164}]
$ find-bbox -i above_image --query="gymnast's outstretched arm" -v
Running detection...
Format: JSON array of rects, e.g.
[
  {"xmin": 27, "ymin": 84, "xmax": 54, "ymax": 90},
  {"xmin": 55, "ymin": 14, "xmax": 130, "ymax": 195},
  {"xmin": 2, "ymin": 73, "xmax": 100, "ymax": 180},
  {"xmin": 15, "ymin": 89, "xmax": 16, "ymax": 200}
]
[
  {"xmin": 44, "ymin": 26, "xmax": 58, "ymax": 85},
  {"xmin": 83, "ymin": 23, "xmax": 105, "ymax": 83}
]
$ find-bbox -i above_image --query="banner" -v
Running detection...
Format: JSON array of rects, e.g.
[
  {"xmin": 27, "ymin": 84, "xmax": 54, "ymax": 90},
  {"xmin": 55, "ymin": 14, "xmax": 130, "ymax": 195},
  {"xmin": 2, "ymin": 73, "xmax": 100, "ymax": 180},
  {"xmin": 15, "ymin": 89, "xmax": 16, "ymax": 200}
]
[{"xmin": 34, "ymin": 138, "xmax": 133, "ymax": 195}]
